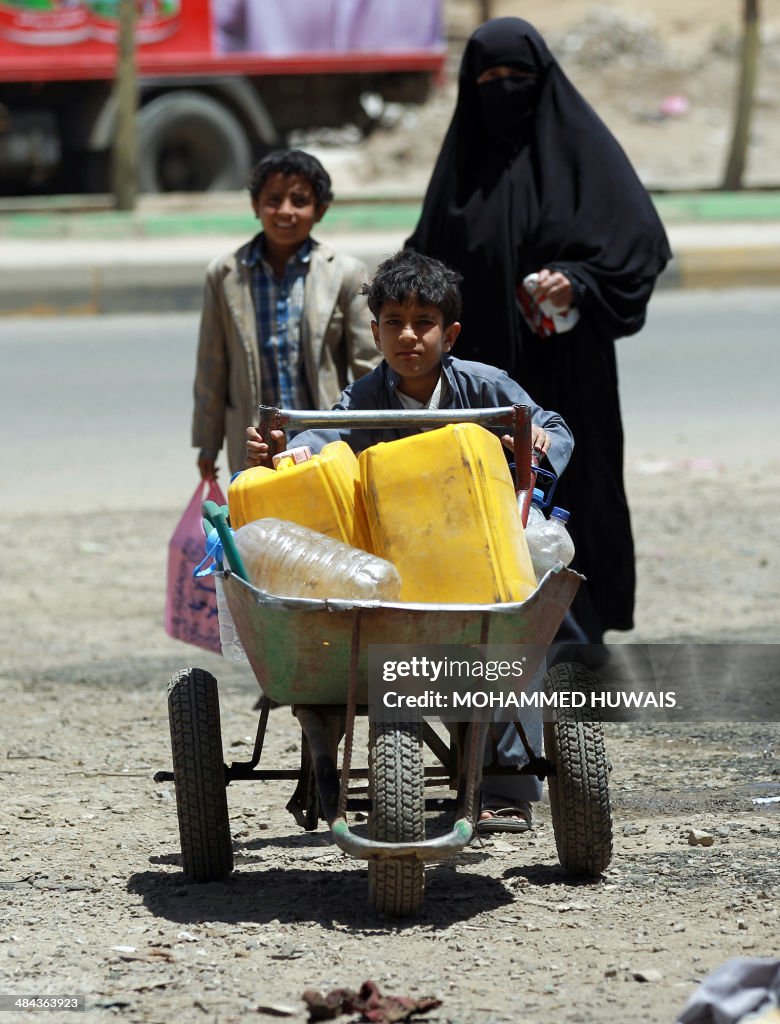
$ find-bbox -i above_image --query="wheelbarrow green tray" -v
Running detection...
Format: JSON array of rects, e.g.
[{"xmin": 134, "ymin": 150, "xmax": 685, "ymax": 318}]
[{"xmin": 223, "ymin": 566, "xmax": 582, "ymax": 706}]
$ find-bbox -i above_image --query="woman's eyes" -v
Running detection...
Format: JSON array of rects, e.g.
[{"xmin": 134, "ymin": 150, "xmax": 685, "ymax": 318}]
[{"xmin": 477, "ymin": 68, "xmax": 536, "ymax": 85}]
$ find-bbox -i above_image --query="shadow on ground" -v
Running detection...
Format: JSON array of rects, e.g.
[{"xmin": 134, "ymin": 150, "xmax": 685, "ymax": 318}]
[
  {"xmin": 130, "ymin": 836, "xmax": 601, "ymax": 930},
  {"xmin": 128, "ymin": 863, "xmax": 517, "ymax": 930}
]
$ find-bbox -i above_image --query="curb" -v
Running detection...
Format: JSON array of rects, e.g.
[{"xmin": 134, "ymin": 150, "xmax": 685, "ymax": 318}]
[
  {"xmin": 674, "ymin": 245, "xmax": 780, "ymax": 289},
  {"xmin": 1, "ymin": 247, "xmax": 779, "ymax": 318},
  {"xmin": 2, "ymin": 189, "xmax": 780, "ymax": 241},
  {"xmin": 6, "ymin": 249, "xmax": 780, "ymax": 317}
]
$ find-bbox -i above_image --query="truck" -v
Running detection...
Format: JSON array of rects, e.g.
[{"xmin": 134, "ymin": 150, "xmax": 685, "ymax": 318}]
[{"xmin": 0, "ymin": 0, "xmax": 446, "ymax": 195}]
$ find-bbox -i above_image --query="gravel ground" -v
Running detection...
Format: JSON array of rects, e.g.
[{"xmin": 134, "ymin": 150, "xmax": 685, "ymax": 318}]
[
  {"xmin": 2, "ymin": 458, "xmax": 778, "ymax": 1024},
  {"xmin": 2, "ymin": 4, "xmax": 780, "ymax": 1019}
]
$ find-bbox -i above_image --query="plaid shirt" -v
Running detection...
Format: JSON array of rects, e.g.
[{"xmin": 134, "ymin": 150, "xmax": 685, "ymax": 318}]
[{"xmin": 244, "ymin": 234, "xmax": 314, "ymax": 409}]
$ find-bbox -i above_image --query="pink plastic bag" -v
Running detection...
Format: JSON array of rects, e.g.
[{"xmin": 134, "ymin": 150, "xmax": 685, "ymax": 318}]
[{"xmin": 164, "ymin": 479, "xmax": 227, "ymax": 654}]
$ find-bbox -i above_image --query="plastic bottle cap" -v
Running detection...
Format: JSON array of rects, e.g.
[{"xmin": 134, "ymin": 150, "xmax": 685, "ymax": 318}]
[
  {"xmin": 550, "ymin": 506, "xmax": 570, "ymax": 522},
  {"xmin": 532, "ymin": 488, "xmax": 545, "ymax": 505}
]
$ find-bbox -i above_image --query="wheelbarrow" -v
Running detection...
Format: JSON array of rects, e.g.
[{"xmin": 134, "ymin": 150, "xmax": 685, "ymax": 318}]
[{"xmin": 156, "ymin": 407, "xmax": 613, "ymax": 916}]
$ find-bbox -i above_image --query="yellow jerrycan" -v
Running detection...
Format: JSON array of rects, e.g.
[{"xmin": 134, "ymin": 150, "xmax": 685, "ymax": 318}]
[
  {"xmin": 228, "ymin": 441, "xmax": 371, "ymax": 550},
  {"xmin": 358, "ymin": 423, "xmax": 537, "ymax": 603}
]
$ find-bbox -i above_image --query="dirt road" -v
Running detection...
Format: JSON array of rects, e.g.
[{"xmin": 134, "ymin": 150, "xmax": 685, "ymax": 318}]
[
  {"xmin": 3, "ymin": 4, "xmax": 780, "ymax": 1013},
  {"xmin": 2, "ymin": 458, "xmax": 778, "ymax": 1023}
]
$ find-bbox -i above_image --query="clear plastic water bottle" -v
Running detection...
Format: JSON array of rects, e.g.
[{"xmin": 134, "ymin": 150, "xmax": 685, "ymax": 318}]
[
  {"xmin": 525, "ymin": 506, "xmax": 575, "ymax": 581},
  {"xmin": 213, "ymin": 573, "xmax": 247, "ymax": 662},
  {"xmin": 234, "ymin": 518, "xmax": 402, "ymax": 601}
]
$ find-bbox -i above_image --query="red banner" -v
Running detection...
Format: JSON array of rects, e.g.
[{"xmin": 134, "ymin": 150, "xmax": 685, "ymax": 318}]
[
  {"xmin": 0, "ymin": 0, "xmax": 212, "ymax": 78},
  {"xmin": 0, "ymin": 0, "xmax": 445, "ymax": 81}
]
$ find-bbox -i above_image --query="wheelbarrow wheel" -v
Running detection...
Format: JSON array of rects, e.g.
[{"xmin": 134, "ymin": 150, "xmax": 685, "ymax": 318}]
[
  {"xmin": 368, "ymin": 720, "xmax": 425, "ymax": 917},
  {"xmin": 543, "ymin": 661, "xmax": 613, "ymax": 877},
  {"xmin": 168, "ymin": 668, "xmax": 233, "ymax": 882}
]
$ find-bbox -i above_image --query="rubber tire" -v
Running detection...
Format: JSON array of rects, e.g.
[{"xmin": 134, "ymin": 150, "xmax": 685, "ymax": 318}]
[
  {"xmin": 168, "ymin": 668, "xmax": 233, "ymax": 882},
  {"xmin": 543, "ymin": 661, "xmax": 613, "ymax": 877},
  {"xmin": 368, "ymin": 720, "xmax": 425, "ymax": 917},
  {"xmin": 138, "ymin": 90, "xmax": 252, "ymax": 193}
]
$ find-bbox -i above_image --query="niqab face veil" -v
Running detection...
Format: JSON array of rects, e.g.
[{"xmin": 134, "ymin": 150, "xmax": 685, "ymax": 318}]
[{"xmin": 478, "ymin": 76, "xmax": 539, "ymax": 147}]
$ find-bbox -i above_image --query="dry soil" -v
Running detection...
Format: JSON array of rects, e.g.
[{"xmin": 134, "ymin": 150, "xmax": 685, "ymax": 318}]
[
  {"xmin": 1, "ymin": 464, "xmax": 779, "ymax": 1024},
  {"xmin": 2, "ymin": 3, "xmax": 780, "ymax": 1022}
]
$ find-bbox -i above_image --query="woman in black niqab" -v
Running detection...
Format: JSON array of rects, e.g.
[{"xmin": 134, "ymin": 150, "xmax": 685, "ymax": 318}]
[{"xmin": 407, "ymin": 17, "xmax": 672, "ymax": 640}]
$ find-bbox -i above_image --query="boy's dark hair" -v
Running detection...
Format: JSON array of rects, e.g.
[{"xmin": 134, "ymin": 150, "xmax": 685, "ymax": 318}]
[
  {"xmin": 362, "ymin": 250, "xmax": 463, "ymax": 326},
  {"xmin": 248, "ymin": 149, "xmax": 334, "ymax": 205}
]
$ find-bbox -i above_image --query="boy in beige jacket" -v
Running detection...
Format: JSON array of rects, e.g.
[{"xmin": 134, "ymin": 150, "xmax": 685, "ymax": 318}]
[{"xmin": 192, "ymin": 149, "xmax": 378, "ymax": 479}]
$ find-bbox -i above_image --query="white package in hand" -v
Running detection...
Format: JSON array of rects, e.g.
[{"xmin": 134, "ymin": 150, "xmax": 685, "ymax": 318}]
[{"xmin": 519, "ymin": 273, "xmax": 580, "ymax": 338}]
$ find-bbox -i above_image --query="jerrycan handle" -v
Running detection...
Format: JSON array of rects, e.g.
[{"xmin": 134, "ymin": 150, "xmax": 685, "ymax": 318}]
[
  {"xmin": 528, "ymin": 465, "xmax": 558, "ymax": 509},
  {"xmin": 514, "ymin": 462, "xmax": 559, "ymax": 525}
]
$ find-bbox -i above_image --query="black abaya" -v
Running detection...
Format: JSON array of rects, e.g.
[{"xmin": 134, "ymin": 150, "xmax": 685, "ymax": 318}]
[{"xmin": 407, "ymin": 18, "xmax": 672, "ymax": 636}]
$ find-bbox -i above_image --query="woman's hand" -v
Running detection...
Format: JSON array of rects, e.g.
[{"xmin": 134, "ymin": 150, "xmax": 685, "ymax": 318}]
[
  {"xmin": 534, "ymin": 268, "xmax": 573, "ymax": 309},
  {"xmin": 246, "ymin": 425, "xmax": 286, "ymax": 468}
]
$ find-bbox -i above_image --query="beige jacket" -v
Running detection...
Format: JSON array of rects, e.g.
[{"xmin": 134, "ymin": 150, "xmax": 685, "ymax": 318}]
[{"xmin": 192, "ymin": 236, "xmax": 378, "ymax": 474}]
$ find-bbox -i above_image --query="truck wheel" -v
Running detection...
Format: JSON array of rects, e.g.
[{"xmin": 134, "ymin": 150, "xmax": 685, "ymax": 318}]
[
  {"xmin": 543, "ymin": 661, "xmax": 613, "ymax": 877},
  {"xmin": 138, "ymin": 91, "xmax": 252, "ymax": 193},
  {"xmin": 168, "ymin": 667, "xmax": 233, "ymax": 882},
  {"xmin": 367, "ymin": 719, "xmax": 425, "ymax": 917}
]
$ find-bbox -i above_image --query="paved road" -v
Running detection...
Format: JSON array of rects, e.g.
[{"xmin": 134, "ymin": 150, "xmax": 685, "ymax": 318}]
[
  {"xmin": 617, "ymin": 288, "xmax": 780, "ymax": 465},
  {"xmin": 3, "ymin": 288, "xmax": 778, "ymax": 514}
]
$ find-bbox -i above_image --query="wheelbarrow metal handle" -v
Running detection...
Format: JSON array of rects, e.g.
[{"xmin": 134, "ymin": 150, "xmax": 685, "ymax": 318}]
[
  {"xmin": 258, "ymin": 404, "xmax": 533, "ymax": 490},
  {"xmin": 259, "ymin": 404, "xmax": 528, "ymax": 431}
]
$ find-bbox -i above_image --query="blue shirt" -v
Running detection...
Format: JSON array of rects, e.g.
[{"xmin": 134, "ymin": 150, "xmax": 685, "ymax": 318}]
[
  {"xmin": 244, "ymin": 234, "xmax": 313, "ymax": 409},
  {"xmin": 289, "ymin": 355, "xmax": 574, "ymax": 477}
]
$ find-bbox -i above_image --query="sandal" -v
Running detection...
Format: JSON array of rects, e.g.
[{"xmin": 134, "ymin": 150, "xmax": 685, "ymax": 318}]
[{"xmin": 475, "ymin": 800, "xmax": 533, "ymax": 835}]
